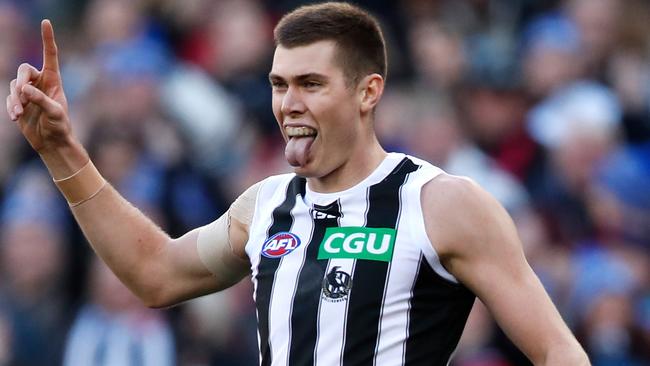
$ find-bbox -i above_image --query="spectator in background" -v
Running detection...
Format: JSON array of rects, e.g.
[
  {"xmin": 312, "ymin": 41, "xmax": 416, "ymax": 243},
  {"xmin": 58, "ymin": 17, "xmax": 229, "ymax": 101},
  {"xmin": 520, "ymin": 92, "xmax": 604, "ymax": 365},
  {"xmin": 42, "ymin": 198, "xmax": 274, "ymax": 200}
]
[
  {"xmin": 63, "ymin": 0, "xmax": 228, "ymax": 234},
  {"xmin": 564, "ymin": 0, "xmax": 621, "ymax": 77},
  {"xmin": 558, "ymin": 130, "xmax": 650, "ymax": 366},
  {"xmin": 407, "ymin": 19, "xmax": 467, "ymax": 95},
  {"xmin": 64, "ymin": 257, "xmax": 175, "ymax": 366},
  {"xmin": 521, "ymin": 13, "xmax": 582, "ymax": 100},
  {"xmin": 0, "ymin": 2, "xmax": 30, "ymax": 190},
  {"xmin": 376, "ymin": 89, "xmax": 530, "ymax": 215},
  {"xmin": 0, "ymin": 163, "xmax": 72, "ymax": 365},
  {"xmin": 527, "ymin": 81, "xmax": 622, "ymax": 245},
  {"xmin": 587, "ymin": 143, "xmax": 650, "ymax": 248},
  {"xmin": 0, "ymin": 0, "xmax": 648, "ymax": 365},
  {"xmin": 175, "ymin": 281, "xmax": 258, "ymax": 366},
  {"xmin": 605, "ymin": 0, "xmax": 650, "ymax": 144},
  {"xmin": 0, "ymin": 2, "xmax": 28, "ymax": 82}
]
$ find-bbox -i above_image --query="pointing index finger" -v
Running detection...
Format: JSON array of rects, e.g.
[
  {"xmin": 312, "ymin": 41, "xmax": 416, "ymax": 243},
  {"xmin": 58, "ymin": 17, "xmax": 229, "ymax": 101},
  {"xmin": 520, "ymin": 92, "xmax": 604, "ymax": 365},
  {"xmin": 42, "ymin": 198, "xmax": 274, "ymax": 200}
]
[{"xmin": 41, "ymin": 19, "xmax": 60, "ymax": 73}]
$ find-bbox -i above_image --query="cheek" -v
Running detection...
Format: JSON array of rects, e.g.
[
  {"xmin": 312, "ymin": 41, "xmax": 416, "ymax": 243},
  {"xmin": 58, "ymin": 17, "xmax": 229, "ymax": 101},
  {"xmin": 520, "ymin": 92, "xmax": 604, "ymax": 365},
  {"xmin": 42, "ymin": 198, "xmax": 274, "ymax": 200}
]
[
  {"xmin": 271, "ymin": 96, "xmax": 283, "ymax": 122},
  {"xmin": 316, "ymin": 92, "xmax": 357, "ymax": 126},
  {"xmin": 328, "ymin": 102, "xmax": 358, "ymax": 137}
]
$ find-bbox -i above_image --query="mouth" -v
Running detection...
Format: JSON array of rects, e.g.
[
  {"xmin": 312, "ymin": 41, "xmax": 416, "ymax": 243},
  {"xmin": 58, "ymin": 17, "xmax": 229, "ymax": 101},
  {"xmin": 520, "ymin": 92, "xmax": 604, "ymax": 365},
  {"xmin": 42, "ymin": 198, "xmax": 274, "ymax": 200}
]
[
  {"xmin": 284, "ymin": 126, "xmax": 318, "ymax": 167},
  {"xmin": 285, "ymin": 126, "xmax": 317, "ymax": 138}
]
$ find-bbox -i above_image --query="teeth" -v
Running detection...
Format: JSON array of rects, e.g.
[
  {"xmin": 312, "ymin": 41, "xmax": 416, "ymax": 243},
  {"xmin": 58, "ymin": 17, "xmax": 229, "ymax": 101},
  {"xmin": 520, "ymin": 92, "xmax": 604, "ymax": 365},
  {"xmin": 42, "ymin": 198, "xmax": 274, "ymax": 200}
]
[{"xmin": 285, "ymin": 126, "xmax": 317, "ymax": 137}]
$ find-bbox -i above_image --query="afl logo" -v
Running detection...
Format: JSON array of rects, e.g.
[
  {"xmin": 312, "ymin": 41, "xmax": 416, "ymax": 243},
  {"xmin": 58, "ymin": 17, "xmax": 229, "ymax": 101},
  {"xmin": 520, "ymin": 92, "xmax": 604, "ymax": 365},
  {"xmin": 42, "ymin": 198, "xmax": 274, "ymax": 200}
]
[{"xmin": 261, "ymin": 232, "xmax": 301, "ymax": 258}]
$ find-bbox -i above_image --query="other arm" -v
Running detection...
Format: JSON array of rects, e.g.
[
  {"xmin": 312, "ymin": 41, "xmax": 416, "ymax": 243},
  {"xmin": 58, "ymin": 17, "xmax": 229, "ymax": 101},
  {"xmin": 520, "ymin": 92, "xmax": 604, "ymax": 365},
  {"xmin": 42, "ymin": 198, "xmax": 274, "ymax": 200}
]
[
  {"xmin": 422, "ymin": 175, "xmax": 589, "ymax": 365},
  {"xmin": 5, "ymin": 20, "xmax": 250, "ymax": 308}
]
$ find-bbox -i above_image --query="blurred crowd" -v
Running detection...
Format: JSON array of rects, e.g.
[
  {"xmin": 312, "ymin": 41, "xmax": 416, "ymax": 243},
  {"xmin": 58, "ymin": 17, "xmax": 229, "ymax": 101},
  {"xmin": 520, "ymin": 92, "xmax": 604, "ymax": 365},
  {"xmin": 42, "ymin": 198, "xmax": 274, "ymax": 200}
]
[{"xmin": 0, "ymin": 0, "xmax": 648, "ymax": 365}]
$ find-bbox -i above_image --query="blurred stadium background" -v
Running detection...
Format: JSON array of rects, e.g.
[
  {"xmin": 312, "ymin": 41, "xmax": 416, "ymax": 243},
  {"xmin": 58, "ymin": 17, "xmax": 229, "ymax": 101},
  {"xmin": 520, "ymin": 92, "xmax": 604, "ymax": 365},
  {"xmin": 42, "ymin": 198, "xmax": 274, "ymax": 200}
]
[{"xmin": 0, "ymin": 0, "xmax": 648, "ymax": 365}]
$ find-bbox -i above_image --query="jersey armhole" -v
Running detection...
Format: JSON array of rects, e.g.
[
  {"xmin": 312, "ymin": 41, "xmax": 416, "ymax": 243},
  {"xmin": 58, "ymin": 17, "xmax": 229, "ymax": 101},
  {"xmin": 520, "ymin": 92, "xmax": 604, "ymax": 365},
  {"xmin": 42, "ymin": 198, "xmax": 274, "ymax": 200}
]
[{"xmin": 405, "ymin": 167, "xmax": 460, "ymax": 285}]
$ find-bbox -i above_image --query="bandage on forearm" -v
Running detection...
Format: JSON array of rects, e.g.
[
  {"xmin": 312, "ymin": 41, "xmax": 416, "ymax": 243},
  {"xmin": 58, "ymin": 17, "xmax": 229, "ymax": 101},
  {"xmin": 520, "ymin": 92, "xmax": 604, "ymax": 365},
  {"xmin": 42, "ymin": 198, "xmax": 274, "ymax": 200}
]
[{"xmin": 53, "ymin": 160, "xmax": 107, "ymax": 207}]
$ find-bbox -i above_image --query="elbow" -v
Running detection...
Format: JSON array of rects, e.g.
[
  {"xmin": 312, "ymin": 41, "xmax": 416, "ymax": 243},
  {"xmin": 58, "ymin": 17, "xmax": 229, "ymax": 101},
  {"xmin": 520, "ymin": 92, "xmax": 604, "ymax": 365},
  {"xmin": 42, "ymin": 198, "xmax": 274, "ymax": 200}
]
[
  {"xmin": 130, "ymin": 259, "xmax": 181, "ymax": 309},
  {"xmin": 128, "ymin": 278, "xmax": 179, "ymax": 309},
  {"xmin": 563, "ymin": 349, "xmax": 590, "ymax": 366},
  {"xmin": 537, "ymin": 342, "xmax": 590, "ymax": 366},
  {"xmin": 138, "ymin": 289, "xmax": 178, "ymax": 309},
  {"xmin": 139, "ymin": 290, "xmax": 167, "ymax": 309},
  {"xmin": 143, "ymin": 298, "xmax": 173, "ymax": 310}
]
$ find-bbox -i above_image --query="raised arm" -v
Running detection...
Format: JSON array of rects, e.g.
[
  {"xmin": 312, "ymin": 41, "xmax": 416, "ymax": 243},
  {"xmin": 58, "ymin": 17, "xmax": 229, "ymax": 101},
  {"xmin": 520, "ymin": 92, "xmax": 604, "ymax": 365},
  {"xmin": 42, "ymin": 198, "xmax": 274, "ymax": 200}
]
[
  {"xmin": 422, "ymin": 174, "xmax": 590, "ymax": 365},
  {"xmin": 5, "ymin": 20, "xmax": 250, "ymax": 308}
]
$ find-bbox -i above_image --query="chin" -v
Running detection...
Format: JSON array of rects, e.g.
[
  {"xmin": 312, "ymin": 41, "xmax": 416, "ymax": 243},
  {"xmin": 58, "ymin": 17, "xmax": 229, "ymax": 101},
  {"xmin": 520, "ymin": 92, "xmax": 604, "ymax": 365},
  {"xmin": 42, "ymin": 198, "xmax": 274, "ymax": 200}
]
[
  {"xmin": 290, "ymin": 160, "xmax": 326, "ymax": 178},
  {"xmin": 291, "ymin": 165, "xmax": 317, "ymax": 178}
]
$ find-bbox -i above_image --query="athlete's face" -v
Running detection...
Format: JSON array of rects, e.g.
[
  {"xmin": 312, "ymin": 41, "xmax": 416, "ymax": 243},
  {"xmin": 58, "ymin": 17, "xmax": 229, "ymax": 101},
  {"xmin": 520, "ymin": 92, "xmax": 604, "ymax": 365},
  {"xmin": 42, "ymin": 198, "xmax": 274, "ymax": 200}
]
[{"xmin": 270, "ymin": 41, "xmax": 364, "ymax": 178}]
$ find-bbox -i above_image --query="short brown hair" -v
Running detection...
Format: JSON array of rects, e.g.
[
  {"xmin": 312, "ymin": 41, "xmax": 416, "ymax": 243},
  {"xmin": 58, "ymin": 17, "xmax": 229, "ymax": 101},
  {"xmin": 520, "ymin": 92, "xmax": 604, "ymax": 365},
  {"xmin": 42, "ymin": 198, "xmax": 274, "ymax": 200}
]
[{"xmin": 274, "ymin": 2, "xmax": 387, "ymax": 85}]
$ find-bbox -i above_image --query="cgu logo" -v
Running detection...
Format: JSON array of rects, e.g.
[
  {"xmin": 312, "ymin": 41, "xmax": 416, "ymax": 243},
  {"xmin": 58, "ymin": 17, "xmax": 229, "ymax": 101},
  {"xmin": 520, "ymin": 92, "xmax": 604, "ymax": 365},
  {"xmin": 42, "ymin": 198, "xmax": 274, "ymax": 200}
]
[
  {"xmin": 318, "ymin": 227, "xmax": 397, "ymax": 262},
  {"xmin": 261, "ymin": 232, "xmax": 301, "ymax": 258}
]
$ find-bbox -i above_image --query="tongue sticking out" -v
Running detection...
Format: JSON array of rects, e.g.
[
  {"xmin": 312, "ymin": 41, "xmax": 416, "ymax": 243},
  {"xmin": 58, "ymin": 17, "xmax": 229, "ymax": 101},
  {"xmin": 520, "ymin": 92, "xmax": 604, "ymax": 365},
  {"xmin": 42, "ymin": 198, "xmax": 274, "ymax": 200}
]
[{"xmin": 285, "ymin": 136, "xmax": 315, "ymax": 167}]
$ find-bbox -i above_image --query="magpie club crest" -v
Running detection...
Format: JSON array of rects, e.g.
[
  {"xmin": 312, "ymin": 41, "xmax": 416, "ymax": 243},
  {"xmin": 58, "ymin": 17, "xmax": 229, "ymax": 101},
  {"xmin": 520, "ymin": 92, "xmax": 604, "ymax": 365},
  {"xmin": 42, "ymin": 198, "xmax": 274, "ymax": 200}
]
[{"xmin": 322, "ymin": 266, "xmax": 352, "ymax": 302}]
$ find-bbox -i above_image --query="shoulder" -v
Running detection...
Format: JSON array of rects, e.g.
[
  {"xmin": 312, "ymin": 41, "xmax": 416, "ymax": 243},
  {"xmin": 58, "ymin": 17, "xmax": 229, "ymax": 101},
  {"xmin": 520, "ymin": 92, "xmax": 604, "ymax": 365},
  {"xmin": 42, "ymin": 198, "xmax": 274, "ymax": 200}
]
[
  {"xmin": 230, "ymin": 172, "xmax": 295, "ymax": 224},
  {"xmin": 422, "ymin": 173, "xmax": 488, "ymax": 211},
  {"xmin": 421, "ymin": 173, "xmax": 514, "ymax": 258},
  {"xmin": 254, "ymin": 172, "xmax": 297, "ymax": 196}
]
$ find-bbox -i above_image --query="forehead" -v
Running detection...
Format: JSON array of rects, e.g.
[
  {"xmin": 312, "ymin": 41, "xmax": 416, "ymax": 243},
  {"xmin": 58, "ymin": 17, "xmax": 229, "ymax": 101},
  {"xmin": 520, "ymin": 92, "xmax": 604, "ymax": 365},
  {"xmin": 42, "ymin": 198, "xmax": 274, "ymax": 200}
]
[{"xmin": 271, "ymin": 40, "xmax": 344, "ymax": 79}]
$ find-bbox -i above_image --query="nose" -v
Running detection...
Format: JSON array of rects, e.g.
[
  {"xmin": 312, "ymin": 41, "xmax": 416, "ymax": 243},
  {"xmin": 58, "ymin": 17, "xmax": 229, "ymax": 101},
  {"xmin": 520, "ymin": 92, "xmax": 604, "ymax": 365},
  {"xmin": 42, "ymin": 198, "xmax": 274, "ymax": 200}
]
[{"xmin": 281, "ymin": 86, "xmax": 305, "ymax": 117}]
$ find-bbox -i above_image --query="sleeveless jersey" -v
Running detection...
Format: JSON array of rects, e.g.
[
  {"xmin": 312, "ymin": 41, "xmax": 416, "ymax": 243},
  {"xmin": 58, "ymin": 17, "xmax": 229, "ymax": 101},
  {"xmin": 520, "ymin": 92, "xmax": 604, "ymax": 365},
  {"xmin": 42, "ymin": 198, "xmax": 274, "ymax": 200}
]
[{"xmin": 245, "ymin": 153, "xmax": 475, "ymax": 366}]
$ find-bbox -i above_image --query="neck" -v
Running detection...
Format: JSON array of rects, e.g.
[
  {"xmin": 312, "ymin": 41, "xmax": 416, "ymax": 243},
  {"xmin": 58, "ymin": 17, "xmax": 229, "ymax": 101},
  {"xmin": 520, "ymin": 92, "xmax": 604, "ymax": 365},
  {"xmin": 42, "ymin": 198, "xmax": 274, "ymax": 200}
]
[{"xmin": 307, "ymin": 134, "xmax": 386, "ymax": 193}]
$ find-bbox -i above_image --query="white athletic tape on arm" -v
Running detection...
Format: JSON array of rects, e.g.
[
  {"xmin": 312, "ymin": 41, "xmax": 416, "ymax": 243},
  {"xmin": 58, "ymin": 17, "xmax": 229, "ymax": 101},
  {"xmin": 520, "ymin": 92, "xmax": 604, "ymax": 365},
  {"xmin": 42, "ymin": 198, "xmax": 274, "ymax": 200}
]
[
  {"xmin": 196, "ymin": 182, "xmax": 260, "ymax": 278},
  {"xmin": 197, "ymin": 212, "xmax": 232, "ymax": 276},
  {"xmin": 53, "ymin": 160, "xmax": 107, "ymax": 207},
  {"xmin": 230, "ymin": 181, "xmax": 261, "ymax": 227}
]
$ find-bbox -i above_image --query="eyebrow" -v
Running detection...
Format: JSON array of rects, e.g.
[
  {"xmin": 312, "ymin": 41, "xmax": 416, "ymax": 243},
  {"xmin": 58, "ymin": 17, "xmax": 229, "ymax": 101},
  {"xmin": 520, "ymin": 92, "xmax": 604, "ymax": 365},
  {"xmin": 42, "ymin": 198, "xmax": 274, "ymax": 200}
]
[{"xmin": 268, "ymin": 72, "xmax": 328, "ymax": 83}]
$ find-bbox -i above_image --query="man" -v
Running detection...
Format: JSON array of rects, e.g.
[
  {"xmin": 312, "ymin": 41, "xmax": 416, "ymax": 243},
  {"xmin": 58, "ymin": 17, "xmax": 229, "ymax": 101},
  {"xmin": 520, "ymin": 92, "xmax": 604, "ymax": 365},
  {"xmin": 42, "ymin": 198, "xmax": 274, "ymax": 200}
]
[{"xmin": 6, "ymin": 2, "xmax": 589, "ymax": 365}]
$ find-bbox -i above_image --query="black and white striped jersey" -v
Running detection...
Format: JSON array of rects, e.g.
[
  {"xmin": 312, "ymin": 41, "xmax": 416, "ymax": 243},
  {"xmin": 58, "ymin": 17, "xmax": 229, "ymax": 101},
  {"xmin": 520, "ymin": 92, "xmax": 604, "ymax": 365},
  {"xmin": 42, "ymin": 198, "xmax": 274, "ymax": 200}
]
[{"xmin": 246, "ymin": 153, "xmax": 475, "ymax": 366}]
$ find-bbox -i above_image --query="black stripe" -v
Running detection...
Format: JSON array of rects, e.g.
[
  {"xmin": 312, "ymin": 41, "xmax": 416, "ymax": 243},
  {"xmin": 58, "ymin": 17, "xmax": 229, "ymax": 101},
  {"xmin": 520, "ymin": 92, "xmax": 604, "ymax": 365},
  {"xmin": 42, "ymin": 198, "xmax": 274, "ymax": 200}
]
[
  {"xmin": 404, "ymin": 256, "xmax": 475, "ymax": 365},
  {"xmin": 256, "ymin": 176, "xmax": 305, "ymax": 366},
  {"xmin": 287, "ymin": 199, "xmax": 341, "ymax": 366},
  {"xmin": 342, "ymin": 157, "xmax": 419, "ymax": 366},
  {"xmin": 339, "ymin": 257, "xmax": 357, "ymax": 364},
  {"xmin": 400, "ymin": 255, "xmax": 421, "ymax": 364}
]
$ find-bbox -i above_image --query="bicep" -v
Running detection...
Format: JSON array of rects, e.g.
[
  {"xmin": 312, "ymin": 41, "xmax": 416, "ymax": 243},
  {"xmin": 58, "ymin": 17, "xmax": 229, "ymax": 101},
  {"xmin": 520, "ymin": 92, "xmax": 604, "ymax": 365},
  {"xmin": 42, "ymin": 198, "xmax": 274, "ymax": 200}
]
[
  {"xmin": 154, "ymin": 181, "xmax": 260, "ymax": 307},
  {"xmin": 195, "ymin": 211, "xmax": 251, "ymax": 285},
  {"xmin": 158, "ymin": 212, "xmax": 251, "ymax": 306},
  {"xmin": 424, "ymin": 176, "xmax": 576, "ymax": 363}
]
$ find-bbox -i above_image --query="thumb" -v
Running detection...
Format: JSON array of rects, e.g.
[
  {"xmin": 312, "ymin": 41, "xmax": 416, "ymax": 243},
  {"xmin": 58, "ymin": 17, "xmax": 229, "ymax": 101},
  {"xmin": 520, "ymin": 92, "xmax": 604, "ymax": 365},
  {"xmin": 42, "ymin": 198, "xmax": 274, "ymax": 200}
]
[{"xmin": 21, "ymin": 84, "xmax": 64, "ymax": 120}]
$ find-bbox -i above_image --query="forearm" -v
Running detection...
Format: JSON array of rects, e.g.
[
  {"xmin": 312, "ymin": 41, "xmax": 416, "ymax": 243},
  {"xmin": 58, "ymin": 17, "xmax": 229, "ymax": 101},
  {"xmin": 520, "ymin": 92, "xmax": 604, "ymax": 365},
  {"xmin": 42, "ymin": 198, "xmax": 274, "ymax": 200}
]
[
  {"xmin": 41, "ymin": 143, "xmax": 173, "ymax": 305},
  {"xmin": 70, "ymin": 184, "xmax": 173, "ymax": 305},
  {"xmin": 487, "ymin": 273, "xmax": 590, "ymax": 366}
]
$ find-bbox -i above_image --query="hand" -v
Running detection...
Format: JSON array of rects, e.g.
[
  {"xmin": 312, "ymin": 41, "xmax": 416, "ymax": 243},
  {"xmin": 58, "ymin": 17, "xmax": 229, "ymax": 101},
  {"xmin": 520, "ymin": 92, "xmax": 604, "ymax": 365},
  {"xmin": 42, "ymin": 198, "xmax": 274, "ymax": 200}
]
[{"xmin": 6, "ymin": 19, "xmax": 72, "ymax": 154}]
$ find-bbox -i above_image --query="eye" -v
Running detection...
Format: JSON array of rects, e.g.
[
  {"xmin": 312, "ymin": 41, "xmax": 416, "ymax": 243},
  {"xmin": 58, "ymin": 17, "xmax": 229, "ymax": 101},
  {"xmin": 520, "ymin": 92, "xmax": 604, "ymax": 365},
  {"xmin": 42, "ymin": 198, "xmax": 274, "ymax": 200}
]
[
  {"xmin": 303, "ymin": 81, "xmax": 321, "ymax": 89},
  {"xmin": 270, "ymin": 81, "xmax": 287, "ymax": 90}
]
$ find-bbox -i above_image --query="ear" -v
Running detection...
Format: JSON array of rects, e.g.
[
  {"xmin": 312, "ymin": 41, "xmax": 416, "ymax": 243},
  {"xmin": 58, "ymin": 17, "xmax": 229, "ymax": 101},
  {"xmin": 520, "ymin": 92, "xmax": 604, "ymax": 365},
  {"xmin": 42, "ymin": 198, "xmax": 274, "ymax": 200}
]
[{"xmin": 358, "ymin": 73, "xmax": 384, "ymax": 114}]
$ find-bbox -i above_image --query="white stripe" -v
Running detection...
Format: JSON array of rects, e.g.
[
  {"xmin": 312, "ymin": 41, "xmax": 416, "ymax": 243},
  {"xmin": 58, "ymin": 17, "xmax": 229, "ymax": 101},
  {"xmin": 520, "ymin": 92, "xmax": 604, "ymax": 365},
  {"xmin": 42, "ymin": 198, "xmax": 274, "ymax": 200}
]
[
  {"xmin": 312, "ymin": 198, "xmax": 341, "ymax": 365},
  {"xmin": 246, "ymin": 174, "xmax": 296, "ymax": 365},
  {"xmin": 313, "ymin": 193, "xmax": 368, "ymax": 366},
  {"xmin": 267, "ymin": 194, "xmax": 313, "ymax": 366}
]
